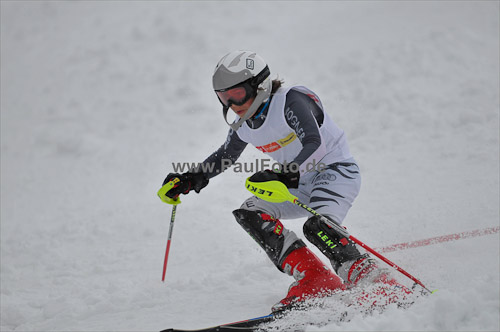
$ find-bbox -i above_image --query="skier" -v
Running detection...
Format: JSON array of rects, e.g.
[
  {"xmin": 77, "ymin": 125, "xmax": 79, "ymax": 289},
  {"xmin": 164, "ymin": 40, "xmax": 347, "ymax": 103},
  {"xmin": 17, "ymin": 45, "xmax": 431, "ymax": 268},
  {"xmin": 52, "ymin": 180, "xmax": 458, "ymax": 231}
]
[{"xmin": 161, "ymin": 50, "xmax": 390, "ymax": 311}]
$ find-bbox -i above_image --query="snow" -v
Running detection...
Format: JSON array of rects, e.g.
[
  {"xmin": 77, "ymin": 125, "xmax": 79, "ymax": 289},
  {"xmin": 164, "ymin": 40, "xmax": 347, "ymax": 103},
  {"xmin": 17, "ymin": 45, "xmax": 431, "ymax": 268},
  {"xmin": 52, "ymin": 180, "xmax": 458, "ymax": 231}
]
[{"xmin": 1, "ymin": 1, "xmax": 499, "ymax": 331}]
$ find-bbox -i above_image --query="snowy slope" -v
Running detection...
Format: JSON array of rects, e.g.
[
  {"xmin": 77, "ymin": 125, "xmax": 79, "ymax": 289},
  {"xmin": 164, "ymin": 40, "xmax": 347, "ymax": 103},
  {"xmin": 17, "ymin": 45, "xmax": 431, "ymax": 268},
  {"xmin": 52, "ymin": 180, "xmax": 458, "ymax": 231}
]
[{"xmin": 1, "ymin": 1, "xmax": 499, "ymax": 331}]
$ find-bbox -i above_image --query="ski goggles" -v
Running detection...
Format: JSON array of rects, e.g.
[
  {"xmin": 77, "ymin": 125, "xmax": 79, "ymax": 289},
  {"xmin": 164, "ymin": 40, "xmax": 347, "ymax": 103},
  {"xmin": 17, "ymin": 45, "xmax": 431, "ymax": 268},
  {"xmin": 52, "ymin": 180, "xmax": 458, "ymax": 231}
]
[{"xmin": 215, "ymin": 82, "xmax": 256, "ymax": 107}]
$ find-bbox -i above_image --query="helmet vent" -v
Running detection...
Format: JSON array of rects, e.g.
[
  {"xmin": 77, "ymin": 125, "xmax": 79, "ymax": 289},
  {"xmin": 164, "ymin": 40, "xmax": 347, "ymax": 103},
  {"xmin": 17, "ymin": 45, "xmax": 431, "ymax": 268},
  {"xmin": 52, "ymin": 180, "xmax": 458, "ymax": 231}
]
[{"xmin": 228, "ymin": 52, "xmax": 245, "ymax": 68}]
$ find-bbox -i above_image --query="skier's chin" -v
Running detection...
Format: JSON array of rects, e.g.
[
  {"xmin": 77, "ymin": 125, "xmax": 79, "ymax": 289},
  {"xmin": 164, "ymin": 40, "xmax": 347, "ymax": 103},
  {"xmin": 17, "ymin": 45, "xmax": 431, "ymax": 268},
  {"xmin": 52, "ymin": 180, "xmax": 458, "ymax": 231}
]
[
  {"xmin": 233, "ymin": 108, "xmax": 250, "ymax": 118},
  {"xmin": 236, "ymin": 110, "xmax": 248, "ymax": 117}
]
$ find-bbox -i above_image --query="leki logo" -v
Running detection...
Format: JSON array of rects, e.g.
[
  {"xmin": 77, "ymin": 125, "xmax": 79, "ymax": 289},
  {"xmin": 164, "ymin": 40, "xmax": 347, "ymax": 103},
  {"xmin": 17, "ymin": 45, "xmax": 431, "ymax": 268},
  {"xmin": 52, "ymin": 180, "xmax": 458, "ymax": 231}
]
[
  {"xmin": 317, "ymin": 230, "xmax": 337, "ymax": 250},
  {"xmin": 273, "ymin": 220, "xmax": 284, "ymax": 235},
  {"xmin": 246, "ymin": 184, "xmax": 273, "ymax": 197}
]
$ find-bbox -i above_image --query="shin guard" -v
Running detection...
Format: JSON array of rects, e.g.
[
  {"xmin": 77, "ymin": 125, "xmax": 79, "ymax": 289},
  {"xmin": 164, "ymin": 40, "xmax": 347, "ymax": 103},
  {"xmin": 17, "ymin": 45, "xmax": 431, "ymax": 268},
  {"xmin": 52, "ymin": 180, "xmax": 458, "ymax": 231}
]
[
  {"xmin": 303, "ymin": 215, "xmax": 364, "ymax": 272},
  {"xmin": 233, "ymin": 209, "xmax": 305, "ymax": 271}
]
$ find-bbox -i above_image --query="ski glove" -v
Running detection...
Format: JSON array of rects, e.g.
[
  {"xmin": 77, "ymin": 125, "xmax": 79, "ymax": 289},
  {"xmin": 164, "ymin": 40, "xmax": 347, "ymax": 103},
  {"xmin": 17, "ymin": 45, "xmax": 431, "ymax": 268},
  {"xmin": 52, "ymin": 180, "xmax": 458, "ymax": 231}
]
[
  {"xmin": 162, "ymin": 171, "xmax": 209, "ymax": 198},
  {"xmin": 249, "ymin": 165, "xmax": 300, "ymax": 189}
]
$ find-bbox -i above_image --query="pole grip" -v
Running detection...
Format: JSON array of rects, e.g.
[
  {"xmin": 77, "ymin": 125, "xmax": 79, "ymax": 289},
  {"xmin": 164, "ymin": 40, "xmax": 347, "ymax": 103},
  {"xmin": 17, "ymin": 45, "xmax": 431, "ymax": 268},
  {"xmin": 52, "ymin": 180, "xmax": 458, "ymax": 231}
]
[{"xmin": 158, "ymin": 178, "xmax": 182, "ymax": 205}]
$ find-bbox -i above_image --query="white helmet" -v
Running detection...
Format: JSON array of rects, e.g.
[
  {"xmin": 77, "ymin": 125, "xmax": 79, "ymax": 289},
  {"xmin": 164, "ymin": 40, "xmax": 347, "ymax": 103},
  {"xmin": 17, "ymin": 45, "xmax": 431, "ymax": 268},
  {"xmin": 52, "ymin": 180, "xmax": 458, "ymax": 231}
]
[{"xmin": 213, "ymin": 50, "xmax": 272, "ymax": 131}]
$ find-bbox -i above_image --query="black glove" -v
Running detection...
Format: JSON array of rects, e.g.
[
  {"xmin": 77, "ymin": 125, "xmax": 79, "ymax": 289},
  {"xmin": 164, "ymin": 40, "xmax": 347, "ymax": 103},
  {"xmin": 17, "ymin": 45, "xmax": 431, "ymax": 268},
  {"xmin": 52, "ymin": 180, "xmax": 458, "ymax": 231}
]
[
  {"xmin": 162, "ymin": 171, "xmax": 209, "ymax": 198},
  {"xmin": 249, "ymin": 164, "xmax": 300, "ymax": 189}
]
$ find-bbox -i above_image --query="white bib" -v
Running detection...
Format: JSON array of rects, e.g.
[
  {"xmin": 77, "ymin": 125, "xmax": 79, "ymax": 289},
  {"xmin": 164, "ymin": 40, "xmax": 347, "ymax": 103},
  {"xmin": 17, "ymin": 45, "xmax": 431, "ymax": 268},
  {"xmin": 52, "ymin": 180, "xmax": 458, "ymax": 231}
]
[{"xmin": 236, "ymin": 86, "xmax": 352, "ymax": 174}]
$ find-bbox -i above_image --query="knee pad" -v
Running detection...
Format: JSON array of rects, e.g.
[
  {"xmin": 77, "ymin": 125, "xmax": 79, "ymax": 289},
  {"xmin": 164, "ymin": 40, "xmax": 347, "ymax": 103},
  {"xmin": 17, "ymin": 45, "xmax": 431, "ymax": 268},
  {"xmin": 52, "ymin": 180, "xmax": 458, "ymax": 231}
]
[
  {"xmin": 233, "ymin": 209, "xmax": 305, "ymax": 271},
  {"xmin": 303, "ymin": 216, "xmax": 363, "ymax": 271}
]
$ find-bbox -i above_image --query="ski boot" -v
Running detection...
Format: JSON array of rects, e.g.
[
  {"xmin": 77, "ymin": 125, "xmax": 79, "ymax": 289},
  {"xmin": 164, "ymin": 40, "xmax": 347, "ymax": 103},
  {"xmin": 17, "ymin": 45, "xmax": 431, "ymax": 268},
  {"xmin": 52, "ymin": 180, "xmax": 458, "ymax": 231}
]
[
  {"xmin": 272, "ymin": 246, "xmax": 345, "ymax": 312},
  {"xmin": 303, "ymin": 216, "xmax": 413, "ymax": 307},
  {"xmin": 232, "ymin": 209, "xmax": 345, "ymax": 312},
  {"xmin": 303, "ymin": 215, "xmax": 388, "ymax": 286}
]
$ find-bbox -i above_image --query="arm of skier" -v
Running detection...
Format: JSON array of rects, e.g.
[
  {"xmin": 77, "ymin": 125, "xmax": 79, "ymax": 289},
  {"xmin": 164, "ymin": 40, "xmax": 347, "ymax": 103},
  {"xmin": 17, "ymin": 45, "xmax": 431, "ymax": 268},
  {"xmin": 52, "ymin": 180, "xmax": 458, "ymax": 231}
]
[
  {"xmin": 284, "ymin": 89, "xmax": 326, "ymax": 174},
  {"xmin": 200, "ymin": 128, "xmax": 248, "ymax": 179},
  {"xmin": 162, "ymin": 129, "xmax": 247, "ymax": 198}
]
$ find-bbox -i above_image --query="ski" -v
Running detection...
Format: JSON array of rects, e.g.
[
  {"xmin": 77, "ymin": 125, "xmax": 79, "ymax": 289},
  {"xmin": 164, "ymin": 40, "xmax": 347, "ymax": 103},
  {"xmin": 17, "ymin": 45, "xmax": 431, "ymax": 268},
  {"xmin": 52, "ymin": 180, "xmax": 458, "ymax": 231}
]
[
  {"xmin": 161, "ymin": 274, "xmax": 424, "ymax": 332},
  {"xmin": 160, "ymin": 313, "xmax": 277, "ymax": 332}
]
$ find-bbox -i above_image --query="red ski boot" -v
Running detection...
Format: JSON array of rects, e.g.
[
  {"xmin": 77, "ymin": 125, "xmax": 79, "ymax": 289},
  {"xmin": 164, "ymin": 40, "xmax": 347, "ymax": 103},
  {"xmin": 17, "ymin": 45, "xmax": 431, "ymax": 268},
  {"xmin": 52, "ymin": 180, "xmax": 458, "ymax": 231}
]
[
  {"xmin": 302, "ymin": 215, "xmax": 414, "ymax": 308},
  {"xmin": 341, "ymin": 256, "xmax": 414, "ymax": 308},
  {"xmin": 337, "ymin": 255, "xmax": 388, "ymax": 286},
  {"xmin": 272, "ymin": 247, "xmax": 346, "ymax": 312}
]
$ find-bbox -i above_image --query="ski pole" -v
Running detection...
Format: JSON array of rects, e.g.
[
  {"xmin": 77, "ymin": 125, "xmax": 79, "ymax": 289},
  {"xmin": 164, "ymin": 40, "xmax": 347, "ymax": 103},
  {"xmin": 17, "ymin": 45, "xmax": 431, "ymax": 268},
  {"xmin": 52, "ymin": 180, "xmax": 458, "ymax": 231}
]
[
  {"xmin": 162, "ymin": 204, "xmax": 177, "ymax": 282},
  {"xmin": 245, "ymin": 178, "xmax": 435, "ymax": 294},
  {"xmin": 157, "ymin": 178, "xmax": 182, "ymax": 282}
]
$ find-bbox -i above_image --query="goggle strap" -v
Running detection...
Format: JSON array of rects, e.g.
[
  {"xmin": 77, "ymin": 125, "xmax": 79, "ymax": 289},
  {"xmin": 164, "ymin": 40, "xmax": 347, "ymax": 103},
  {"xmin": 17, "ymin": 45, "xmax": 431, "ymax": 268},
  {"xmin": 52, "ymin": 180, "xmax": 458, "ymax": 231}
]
[{"xmin": 251, "ymin": 66, "xmax": 270, "ymax": 87}]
